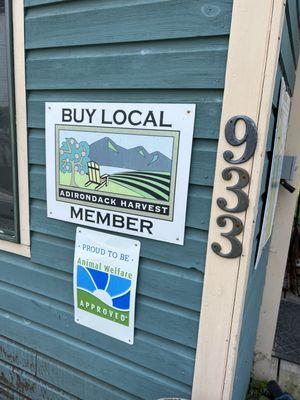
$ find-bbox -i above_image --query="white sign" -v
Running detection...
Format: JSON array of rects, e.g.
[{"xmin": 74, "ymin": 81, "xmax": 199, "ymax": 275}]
[
  {"xmin": 255, "ymin": 79, "xmax": 291, "ymax": 267},
  {"xmin": 73, "ymin": 228, "xmax": 140, "ymax": 344},
  {"xmin": 46, "ymin": 102, "xmax": 196, "ymax": 245}
]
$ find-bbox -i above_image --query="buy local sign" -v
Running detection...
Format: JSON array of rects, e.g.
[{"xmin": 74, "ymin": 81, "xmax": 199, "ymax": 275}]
[{"xmin": 45, "ymin": 103, "xmax": 196, "ymax": 244}]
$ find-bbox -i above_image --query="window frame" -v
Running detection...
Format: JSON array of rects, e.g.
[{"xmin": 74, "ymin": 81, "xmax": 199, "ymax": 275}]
[
  {"xmin": 0, "ymin": 0, "xmax": 30, "ymax": 257},
  {"xmin": 0, "ymin": 0, "xmax": 19, "ymax": 242}
]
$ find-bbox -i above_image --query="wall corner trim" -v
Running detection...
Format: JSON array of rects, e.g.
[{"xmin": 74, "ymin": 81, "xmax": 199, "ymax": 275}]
[{"xmin": 192, "ymin": 1, "xmax": 286, "ymax": 399}]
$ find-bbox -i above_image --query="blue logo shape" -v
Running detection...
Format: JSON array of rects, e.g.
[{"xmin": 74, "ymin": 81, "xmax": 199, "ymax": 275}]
[{"xmin": 77, "ymin": 265, "xmax": 131, "ymax": 311}]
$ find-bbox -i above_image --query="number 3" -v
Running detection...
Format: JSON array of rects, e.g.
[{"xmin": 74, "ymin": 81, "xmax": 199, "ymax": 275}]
[
  {"xmin": 211, "ymin": 215, "xmax": 243, "ymax": 258},
  {"xmin": 217, "ymin": 167, "xmax": 250, "ymax": 213}
]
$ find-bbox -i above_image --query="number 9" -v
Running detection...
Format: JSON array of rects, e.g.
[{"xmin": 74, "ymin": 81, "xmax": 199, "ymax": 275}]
[{"xmin": 223, "ymin": 115, "xmax": 257, "ymax": 164}]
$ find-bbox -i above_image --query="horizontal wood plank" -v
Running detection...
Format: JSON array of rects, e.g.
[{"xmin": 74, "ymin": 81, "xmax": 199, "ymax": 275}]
[
  {"xmin": 25, "ymin": 0, "xmax": 232, "ymax": 48},
  {"xmin": 25, "ymin": 0, "xmax": 67, "ymax": 6},
  {"xmin": 187, "ymin": 186, "xmax": 212, "ymax": 230},
  {"xmin": 30, "ymin": 199, "xmax": 208, "ymax": 270},
  {"xmin": 36, "ymin": 355, "xmax": 141, "ymax": 400},
  {"xmin": 0, "ymin": 336, "xmax": 36, "ymax": 375},
  {"xmin": 0, "ymin": 308, "xmax": 192, "ymax": 399},
  {"xmin": 26, "ymin": 40, "xmax": 228, "ymax": 90},
  {"xmin": 0, "ymin": 274, "xmax": 199, "ymax": 349},
  {"xmin": 27, "ymin": 89, "xmax": 223, "ymax": 139},
  {"xmin": 30, "ymin": 232, "xmax": 203, "ymax": 311},
  {"xmin": 0, "ymin": 252, "xmax": 196, "ymax": 383},
  {"xmin": 0, "ymin": 382, "xmax": 29, "ymax": 400},
  {"xmin": 0, "ymin": 359, "xmax": 76, "ymax": 400}
]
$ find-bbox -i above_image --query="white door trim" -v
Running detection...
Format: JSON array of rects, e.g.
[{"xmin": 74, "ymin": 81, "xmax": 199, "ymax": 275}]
[
  {"xmin": 192, "ymin": 1, "xmax": 286, "ymax": 398},
  {"xmin": 253, "ymin": 56, "xmax": 300, "ymax": 381}
]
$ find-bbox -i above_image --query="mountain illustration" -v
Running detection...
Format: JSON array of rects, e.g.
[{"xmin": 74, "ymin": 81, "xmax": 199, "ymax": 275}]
[{"xmin": 89, "ymin": 137, "xmax": 172, "ymax": 172}]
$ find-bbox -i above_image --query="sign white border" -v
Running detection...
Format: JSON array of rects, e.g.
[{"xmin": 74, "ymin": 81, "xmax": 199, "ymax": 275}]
[
  {"xmin": 74, "ymin": 228, "xmax": 140, "ymax": 344},
  {"xmin": 45, "ymin": 102, "xmax": 196, "ymax": 245}
]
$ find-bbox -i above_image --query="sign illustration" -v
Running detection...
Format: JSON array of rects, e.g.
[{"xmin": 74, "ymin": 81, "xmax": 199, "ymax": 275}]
[
  {"xmin": 57, "ymin": 126, "xmax": 178, "ymax": 221},
  {"xmin": 74, "ymin": 228, "xmax": 140, "ymax": 344},
  {"xmin": 46, "ymin": 103, "xmax": 196, "ymax": 244}
]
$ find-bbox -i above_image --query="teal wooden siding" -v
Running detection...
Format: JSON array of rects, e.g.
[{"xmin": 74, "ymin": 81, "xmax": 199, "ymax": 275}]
[
  {"xmin": 0, "ymin": 1, "xmax": 233, "ymax": 399},
  {"xmin": 232, "ymin": 2, "xmax": 300, "ymax": 399}
]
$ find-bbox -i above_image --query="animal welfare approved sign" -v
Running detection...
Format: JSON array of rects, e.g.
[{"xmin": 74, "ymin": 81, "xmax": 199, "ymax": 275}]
[{"xmin": 74, "ymin": 228, "xmax": 140, "ymax": 344}]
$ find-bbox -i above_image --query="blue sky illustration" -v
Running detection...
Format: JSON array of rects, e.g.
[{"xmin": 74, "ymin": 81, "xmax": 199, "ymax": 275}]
[
  {"xmin": 77, "ymin": 265, "xmax": 131, "ymax": 311},
  {"xmin": 60, "ymin": 130, "xmax": 174, "ymax": 159}
]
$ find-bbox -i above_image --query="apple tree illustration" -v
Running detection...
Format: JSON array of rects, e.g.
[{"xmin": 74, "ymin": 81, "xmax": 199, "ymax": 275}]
[{"xmin": 59, "ymin": 137, "xmax": 90, "ymax": 187}]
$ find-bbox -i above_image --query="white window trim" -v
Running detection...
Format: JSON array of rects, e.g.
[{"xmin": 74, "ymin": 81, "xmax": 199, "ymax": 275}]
[{"xmin": 0, "ymin": 0, "xmax": 30, "ymax": 258}]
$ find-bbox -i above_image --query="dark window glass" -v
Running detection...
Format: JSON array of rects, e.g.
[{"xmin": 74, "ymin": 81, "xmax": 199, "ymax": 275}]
[{"xmin": 0, "ymin": 0, "xmax": 18, "ymax": 241}]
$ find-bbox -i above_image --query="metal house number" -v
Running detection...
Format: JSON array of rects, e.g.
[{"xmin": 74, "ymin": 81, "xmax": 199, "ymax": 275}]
[{"xmin": 212, "ymin": 115, "xmax": 257, "ymax": 259}]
